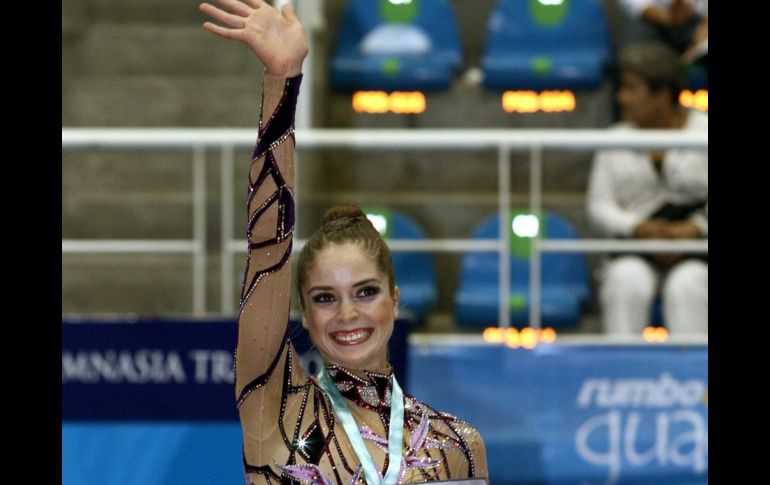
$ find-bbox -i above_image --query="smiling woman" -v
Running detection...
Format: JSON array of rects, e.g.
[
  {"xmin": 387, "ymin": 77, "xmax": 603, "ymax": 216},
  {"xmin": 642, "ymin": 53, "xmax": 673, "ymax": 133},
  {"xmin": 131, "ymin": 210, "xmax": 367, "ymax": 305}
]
[{"xmin": 199, "ymin": 0, "xmax": 487, "ymax": 483}]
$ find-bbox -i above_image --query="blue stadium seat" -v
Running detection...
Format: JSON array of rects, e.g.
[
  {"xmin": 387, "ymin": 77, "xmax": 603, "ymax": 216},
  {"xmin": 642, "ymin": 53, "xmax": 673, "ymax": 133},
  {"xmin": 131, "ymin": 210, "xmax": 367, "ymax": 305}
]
[
  {"xmin": 330, "ymin": 0, "xmax": 463, "ymax": 91},
  {"xmin": 454, "ymin": 209, "xmax": 590, "ymax": 328},
  {"xmin": 686, "ymin": 63, "xmax": 708, "ymax": 90},
  {"xmin": 363, "ymin": 207, "xmax": 438, "ymax": 325},
  {"xmin": 481, "ymin": 0, "xmax": 611, "ymax": 90}
]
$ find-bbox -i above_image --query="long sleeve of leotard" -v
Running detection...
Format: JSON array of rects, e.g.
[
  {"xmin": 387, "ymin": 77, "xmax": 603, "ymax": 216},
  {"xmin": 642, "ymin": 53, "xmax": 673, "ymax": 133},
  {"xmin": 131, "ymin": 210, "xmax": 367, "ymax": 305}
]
[{"xmin": 233, "ymin": 72, "xmax": 302, "ymax": 435}]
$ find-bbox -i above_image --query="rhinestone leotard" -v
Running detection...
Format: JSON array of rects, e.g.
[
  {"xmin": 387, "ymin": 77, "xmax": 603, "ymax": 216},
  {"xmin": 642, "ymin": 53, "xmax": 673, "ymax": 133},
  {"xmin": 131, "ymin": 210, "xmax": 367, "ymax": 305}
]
[{"xmin": 235, "ymin": 72, "xmax": 488, "ymax": 485}]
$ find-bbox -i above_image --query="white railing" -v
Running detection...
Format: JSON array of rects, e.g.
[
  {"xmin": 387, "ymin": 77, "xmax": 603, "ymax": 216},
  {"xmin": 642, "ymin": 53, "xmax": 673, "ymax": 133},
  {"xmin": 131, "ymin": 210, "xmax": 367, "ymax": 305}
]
[{"xmin": 62, "ymin": 128, "xmax": 708, "ymax": 325}]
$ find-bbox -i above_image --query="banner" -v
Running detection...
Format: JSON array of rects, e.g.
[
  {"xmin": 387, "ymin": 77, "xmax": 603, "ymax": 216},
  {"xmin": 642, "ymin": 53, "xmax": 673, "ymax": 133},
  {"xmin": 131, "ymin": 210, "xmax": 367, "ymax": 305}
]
[
  {"xmin": 62, "ymin": 318, "xmax": 410, "ymax": 421},
  {"xmin": 63, "ymin": 320, "xmax": 706, "ymax": 484},
  {"xmin": 409, "ymin": 343, "xmax": 708, "ymax": 485}
]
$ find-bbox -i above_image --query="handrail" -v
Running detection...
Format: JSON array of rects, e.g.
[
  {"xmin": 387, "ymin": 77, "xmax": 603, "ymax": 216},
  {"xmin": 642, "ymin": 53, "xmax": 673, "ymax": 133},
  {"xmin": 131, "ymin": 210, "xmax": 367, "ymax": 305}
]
[
  {"xmin": 62, "ymin": 128, "xmax": 708, "ymax": 324},
  {"xmin": 62, "ymin": 128, "xmax": 706, "ymax": 150}
]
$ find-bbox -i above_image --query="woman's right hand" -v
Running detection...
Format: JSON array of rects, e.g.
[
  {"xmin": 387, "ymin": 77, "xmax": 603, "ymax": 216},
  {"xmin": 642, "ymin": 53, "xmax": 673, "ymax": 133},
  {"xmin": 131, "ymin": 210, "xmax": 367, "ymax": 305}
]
[{"xmin": 199, "ymin": 0, "xmax": 308, "ymax": 77}]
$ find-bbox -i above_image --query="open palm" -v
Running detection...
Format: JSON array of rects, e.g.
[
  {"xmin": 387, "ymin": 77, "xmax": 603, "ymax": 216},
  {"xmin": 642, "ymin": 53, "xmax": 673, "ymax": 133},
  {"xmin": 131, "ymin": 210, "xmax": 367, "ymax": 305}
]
[{"xmin": 199, "ymin": 0, "xmax": 308, "ymax": 77}]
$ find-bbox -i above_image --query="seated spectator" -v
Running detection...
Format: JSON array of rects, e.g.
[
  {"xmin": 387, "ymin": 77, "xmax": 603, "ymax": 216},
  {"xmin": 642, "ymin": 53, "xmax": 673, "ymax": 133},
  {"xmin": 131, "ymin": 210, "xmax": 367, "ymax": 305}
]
[
  {"xmin": 618, "ymin": 0, "xmax": 708, "ymax": 56},
  {"xmin": 587, "ymin": 41, "xmax": 707, "ymax": 335}
]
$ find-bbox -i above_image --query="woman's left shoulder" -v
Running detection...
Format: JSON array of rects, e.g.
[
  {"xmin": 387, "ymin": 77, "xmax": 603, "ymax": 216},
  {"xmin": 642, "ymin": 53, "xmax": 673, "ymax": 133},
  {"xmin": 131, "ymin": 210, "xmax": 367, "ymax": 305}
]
[
  {"xmin": 404, "ymin": 394, "xmax": 489, "ymax": 478},
  {"xmin": 404, "ymin": 394, "xmax": 485, "ymax": 442}
]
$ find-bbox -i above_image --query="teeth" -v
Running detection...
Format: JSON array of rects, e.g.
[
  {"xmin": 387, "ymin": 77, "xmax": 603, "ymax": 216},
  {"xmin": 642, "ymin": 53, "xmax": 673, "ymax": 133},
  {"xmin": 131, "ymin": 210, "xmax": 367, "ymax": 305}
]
[{"xmin": 332, "ymin": 329, "xmax": 371, "ymax": 343}]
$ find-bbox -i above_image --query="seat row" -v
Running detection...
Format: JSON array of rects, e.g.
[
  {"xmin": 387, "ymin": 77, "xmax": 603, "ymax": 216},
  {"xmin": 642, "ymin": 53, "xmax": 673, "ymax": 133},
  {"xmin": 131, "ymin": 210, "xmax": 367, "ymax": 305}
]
[
  {"xmin": 330, "ymin": 0, "xmax": 706, "ymax": 93},
  {"xmin": 365, "ymin": 207, "xmax": 590, "ymax": 329}
]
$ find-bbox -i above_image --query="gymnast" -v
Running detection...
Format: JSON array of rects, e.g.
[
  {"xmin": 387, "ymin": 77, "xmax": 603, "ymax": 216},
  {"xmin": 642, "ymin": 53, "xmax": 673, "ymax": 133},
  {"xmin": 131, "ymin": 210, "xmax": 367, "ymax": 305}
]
[{"xmin": 199, "ymin": 1, "xmax": 489, "ymax": 483}]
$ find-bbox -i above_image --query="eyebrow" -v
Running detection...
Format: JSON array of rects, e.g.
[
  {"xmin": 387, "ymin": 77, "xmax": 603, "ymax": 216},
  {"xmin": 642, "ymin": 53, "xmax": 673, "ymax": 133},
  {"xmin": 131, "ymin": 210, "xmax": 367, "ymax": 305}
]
[{"xmin": 307, "ymin": 278, "xmax": 381, "ymax": 293}]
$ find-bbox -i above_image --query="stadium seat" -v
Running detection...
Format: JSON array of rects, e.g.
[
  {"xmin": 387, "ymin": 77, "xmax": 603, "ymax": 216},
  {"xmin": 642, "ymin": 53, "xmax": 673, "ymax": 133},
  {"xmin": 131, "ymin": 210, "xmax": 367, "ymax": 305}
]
[
  {"xmin": 363, "ymin": 207, "xmax": 438, "ymax": 325},
  {"xmin": 686, "ymin": 61, "xmax": 708, "ymax": 91},
  {"xmin": 481, "ymin": 0, "xmax": 611, "ymax": 90},
  {"xmin": 330, "ymin": 0, "xmax": 463, "ymax": 91},
  {"xmin": 454, "ymin": 209, "xmax": 590, "ymax": 328}
]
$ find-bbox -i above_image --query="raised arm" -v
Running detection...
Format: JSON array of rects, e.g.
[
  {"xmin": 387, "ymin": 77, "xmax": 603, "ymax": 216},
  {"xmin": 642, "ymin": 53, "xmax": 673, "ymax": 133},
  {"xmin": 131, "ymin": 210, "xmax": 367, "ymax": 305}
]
[{"xmin": 199, "ymin": 0, "xmax": 308, "ymax": 400}]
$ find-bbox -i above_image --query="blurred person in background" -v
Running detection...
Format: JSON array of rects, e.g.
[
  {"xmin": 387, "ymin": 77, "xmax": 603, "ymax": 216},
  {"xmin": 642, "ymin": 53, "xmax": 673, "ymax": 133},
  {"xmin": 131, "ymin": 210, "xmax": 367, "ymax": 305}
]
[
  {"xmin": 587, "ymin": 41, "xmax": 707, "ymax": 336},
  {"xmin": 618, "ymin": 0, "xmax": 708, "ymax": 57}
]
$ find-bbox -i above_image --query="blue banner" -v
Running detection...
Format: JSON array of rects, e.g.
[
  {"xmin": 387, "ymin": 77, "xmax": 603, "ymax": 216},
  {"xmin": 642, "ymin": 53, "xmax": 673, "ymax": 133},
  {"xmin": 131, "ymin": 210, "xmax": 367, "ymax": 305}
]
[
  {"xmin": 409, "ymin": 343, "xmax": 708, "ymax": 485},
  {"xmin": 63, "ymin": 320, "xmax": 706, "ymax": 484},
  {"xmin": 62, "ymin": 318, "xmax": 410, "ymax": 421}
]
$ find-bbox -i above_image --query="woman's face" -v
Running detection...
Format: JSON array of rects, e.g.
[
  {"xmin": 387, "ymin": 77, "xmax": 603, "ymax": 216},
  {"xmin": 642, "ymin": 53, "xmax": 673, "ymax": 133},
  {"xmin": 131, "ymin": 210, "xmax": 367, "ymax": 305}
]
[{"xmin": 301, "ymin": 242, "xmax": 398, "ymax": 370}]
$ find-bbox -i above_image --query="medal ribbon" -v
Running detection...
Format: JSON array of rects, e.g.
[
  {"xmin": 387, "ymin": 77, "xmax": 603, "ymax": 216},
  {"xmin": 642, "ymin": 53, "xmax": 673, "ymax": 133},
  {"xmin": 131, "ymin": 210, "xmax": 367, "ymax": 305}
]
[{"xmin": 317, "ymin": 367, "xmax": 404, "ymax": 484}]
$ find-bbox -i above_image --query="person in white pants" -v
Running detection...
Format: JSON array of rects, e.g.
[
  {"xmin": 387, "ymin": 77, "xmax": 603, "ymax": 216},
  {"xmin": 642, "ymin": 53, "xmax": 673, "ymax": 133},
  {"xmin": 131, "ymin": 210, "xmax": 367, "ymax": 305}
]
[
  {"xmin": 587, "ymin": 41, "xmax": 707, "ymax": 335},
  {"xmin": 599, "ymin": 256, "xmax": 707, "ymax": 334}
]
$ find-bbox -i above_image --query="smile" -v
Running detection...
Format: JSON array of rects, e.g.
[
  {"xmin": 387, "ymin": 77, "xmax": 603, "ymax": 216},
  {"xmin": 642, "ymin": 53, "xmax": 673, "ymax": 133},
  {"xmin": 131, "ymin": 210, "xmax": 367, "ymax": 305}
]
[{"xmin": 329, "ymin": 328, "xmax": 373, "ymax": 346}]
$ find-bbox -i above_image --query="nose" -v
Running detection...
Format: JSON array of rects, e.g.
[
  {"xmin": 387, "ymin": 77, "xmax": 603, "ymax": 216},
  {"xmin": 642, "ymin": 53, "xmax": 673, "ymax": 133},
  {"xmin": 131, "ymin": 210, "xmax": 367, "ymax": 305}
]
[{"xmin": 336, "ymin": 298, "xmax": 359, "ymax": 324}]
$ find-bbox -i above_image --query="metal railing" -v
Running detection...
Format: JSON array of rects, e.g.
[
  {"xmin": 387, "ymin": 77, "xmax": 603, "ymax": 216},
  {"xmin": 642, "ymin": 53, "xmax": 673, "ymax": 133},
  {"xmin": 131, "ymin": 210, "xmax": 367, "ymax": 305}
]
[{"xmin": 62, "ymin": 128, "xmax": 708, "ymax": 324}]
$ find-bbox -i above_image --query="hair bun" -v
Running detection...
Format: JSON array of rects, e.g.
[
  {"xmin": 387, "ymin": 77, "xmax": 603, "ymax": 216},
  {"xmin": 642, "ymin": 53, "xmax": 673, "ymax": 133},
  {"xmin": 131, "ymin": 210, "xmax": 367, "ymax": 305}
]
[{"xmin": 322, "ymin": 204, "xmax": 366, "ymax": 225}]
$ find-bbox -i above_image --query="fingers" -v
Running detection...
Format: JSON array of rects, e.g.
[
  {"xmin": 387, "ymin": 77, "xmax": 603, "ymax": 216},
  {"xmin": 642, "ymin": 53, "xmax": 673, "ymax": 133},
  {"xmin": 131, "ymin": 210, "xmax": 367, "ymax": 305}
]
[
  {"xmin": 200, "ymin": 3, "xmax": 246, "ymax": 29},
  {"xmin": 202, "ymin": 21, "xmax": 242, "ymax": 41},
  {"xmin": 211, "ymin": 0, "xmax": 252, "ymax": 17},
  {"xmin": 281, "ymin": 3, "xmax": 299, "ymax": 22},
  {"xmin": 241, "ymin": 0, "xmax": 267, "ymax": 8}
]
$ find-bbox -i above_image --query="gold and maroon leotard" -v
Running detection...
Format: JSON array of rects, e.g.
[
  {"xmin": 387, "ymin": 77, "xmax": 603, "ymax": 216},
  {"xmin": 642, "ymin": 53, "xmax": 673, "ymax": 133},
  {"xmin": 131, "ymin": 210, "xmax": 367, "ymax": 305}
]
[{"xmin": 235, "ymin": 72, "xmax": 488, "ymax": 485}]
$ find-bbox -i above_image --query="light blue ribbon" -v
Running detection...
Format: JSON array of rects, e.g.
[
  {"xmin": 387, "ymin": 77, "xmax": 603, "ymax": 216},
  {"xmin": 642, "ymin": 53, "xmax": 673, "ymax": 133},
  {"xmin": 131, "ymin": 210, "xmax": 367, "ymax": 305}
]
[{"xmin": 317, "ymin": 366, "xmax": 404, "ymax": 485}]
